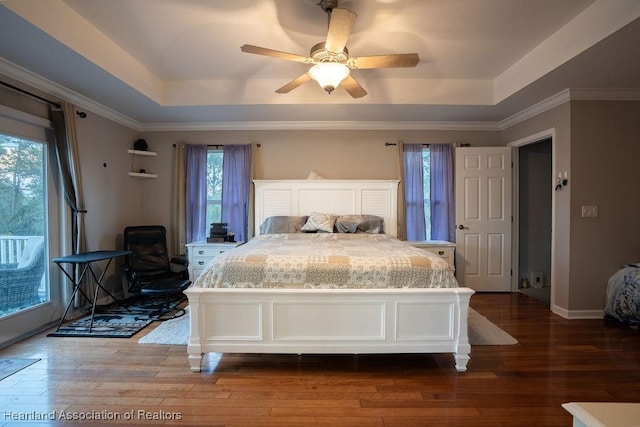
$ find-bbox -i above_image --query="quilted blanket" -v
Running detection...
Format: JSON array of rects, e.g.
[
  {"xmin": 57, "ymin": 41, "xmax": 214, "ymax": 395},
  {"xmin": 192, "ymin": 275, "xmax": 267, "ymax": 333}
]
[{"xmin": 194, "ymin": 233, "xmax": 458, "ymax": 289}]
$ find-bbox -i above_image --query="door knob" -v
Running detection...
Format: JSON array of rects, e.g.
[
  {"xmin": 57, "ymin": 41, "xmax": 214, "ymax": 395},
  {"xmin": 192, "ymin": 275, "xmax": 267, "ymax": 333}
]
[{"xmin": 458, "ymin": 224, "xmax": 469, "ymax": 230}]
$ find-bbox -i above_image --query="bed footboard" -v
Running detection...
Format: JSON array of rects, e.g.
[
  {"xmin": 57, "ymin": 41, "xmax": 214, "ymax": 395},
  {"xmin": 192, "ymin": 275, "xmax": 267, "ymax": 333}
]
[{"xmin": 185, "ymin": 287, "xmax": 474, "ymax": 372}]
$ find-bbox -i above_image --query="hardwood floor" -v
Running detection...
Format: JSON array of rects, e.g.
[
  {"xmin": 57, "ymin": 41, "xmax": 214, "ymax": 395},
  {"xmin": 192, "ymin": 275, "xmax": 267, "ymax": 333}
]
[{"xmin": 1, "ymin": 292, "xmax": 639, "ymax": 426}]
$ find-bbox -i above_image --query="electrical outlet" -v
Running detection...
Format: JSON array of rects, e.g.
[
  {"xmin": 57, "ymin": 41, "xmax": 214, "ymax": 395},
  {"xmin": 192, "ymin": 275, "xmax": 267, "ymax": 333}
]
[{"xmin": 581, "ymin": 205, "xmax": 598, "ymax": 217}]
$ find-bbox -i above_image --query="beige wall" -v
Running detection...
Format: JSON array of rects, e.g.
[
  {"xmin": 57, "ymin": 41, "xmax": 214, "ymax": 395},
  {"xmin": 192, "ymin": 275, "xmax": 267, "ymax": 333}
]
[
  {"xmin": 139, "ymin": 128, "xmax": 501, "ymax": 252},
  {"xmin": 568, "ymin": 101, "xmax": 640, "ymax": 311},
  {"xmin": 73, "ymin": 113, "xmax": 140, "ymax": 293},
  {"xmin": 75, "ymin": 114, "xmax": 140, "ymax": 246}
]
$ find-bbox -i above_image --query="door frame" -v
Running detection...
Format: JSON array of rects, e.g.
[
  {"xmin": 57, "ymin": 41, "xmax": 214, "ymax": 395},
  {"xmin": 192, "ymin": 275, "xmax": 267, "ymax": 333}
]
[{"xmin": 507, "ymin": 128, "xmax": 556, "ymax": 307}]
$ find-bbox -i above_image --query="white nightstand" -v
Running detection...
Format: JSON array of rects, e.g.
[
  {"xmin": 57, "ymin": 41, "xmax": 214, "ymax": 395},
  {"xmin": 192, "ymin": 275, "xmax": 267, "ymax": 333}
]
[
  {"xmin": 562, "ymin": 402, "xmax": 640, "ymax": 427},
  {"xmin": 408, "ymin": 240, "xmax": 456, "ymax": 271},
  {"xmin": 186, "ymin": 241, "xmax": 244, "ymax": 281}
]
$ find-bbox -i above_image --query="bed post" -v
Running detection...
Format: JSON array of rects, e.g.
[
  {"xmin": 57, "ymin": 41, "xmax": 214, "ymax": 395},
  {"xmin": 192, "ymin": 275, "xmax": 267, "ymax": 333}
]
[
  {"xmin": 185, "ymin": 288, "xmax": 204, "ymax": 371},
  {"xmin": 454, "ymin": 288, "xmax": 474, "ymax": 372}
]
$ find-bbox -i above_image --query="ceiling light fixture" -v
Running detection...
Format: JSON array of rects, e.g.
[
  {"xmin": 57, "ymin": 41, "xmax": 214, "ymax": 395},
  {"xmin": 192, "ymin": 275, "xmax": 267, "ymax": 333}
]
[
  {"xmin": 240, "ymin": 0, "xmax": 419, "ymax": 98},
  {"xmin": 308, "ymin": 62, "xmax": 350, "ymax": 94}
]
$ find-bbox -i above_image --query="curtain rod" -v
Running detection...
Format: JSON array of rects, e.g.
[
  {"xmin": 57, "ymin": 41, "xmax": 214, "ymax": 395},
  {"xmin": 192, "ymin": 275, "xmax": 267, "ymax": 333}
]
[
  {"xmin": 173, "ymin": 143, "xmax": 261, "ymax": 148},
  {"xmin": 172, "ymin": 144, "xmax": 224, "ymax": 149},
  {"xmin": 0, "ymin": 80, "xmax": 61, "ymax": 108},
  {"xmin": 385, "ymin": 142, "xmax": 430, "ymax": 147}
]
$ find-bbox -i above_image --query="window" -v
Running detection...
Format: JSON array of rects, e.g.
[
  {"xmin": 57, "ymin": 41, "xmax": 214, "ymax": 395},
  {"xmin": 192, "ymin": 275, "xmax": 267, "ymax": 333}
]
[
  {"xmin": 422, "ymin": 148, "xmax": 431, "ymax": 240},
  {"xmin": 206, "ymin": 149, "xmax": 223, "ymax": 225},
  {"xmin": 0, "ymin": 133, "xmax": 48, "ymax": 318}
]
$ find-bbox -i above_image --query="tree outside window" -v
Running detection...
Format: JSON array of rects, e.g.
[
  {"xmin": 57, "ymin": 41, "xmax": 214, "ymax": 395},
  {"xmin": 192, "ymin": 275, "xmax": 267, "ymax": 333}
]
[
  {"xmin": 0, "ymin": 135, "xmax": 45, "ymax": 237},
  {"xmin": 206, "ymin": 150, "xmax": 223, "ymax": 226}
]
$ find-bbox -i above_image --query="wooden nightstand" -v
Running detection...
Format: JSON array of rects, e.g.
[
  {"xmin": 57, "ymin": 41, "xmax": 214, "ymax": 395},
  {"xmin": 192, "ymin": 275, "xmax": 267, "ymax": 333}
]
[
  {"xmin": 408, "ymin": 240, "xmax": 456, "ymax": 272},
  {"xmin": 185, "ymin": 241, "xmax": 244, "ymax": 281}
]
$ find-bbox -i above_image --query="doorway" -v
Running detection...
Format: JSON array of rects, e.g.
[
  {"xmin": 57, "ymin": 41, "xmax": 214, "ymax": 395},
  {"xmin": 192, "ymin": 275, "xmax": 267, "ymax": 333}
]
[{"xmin": 515, "ymin": 138, "xmax": 553, "ymax": 306}]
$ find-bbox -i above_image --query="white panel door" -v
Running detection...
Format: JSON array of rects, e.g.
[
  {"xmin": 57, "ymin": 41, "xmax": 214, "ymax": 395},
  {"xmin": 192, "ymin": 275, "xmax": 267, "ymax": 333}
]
[{"xmin": 455, "ymin": 147, "xmax": 512, "ymax": 292}]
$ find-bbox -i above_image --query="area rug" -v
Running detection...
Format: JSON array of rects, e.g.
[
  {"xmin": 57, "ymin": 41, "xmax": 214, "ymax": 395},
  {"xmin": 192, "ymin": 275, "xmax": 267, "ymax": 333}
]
[
  {"xmin": 48, "ymin": 295, "xmax": 184, "ymax": 338},
  {"xmin": 0, "ymin": 358, "xmax": 40, "ymax": 381},
  {"xmin": 139, "ymin": 306, "xmax": 190, "ymax": 345},
  {"xmin": 467, "ymin": 308, "xmax": 518, "ymax": 345},
  {"xmin": 138, "ymin": 307, "xmax": 517, "ymax": 346}
]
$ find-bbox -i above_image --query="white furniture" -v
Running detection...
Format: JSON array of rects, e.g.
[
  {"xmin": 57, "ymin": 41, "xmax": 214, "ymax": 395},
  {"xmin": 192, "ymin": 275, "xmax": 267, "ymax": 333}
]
[
  {"xmin": 562, "ymin": 402, "xmax": 640, "ymax": 427},
  {"xmin": 253, "ymin": 179, "xmax": 399, "ymax": 237},
  {"xmin": 409, "ymin": 240, "xmax": 456, "ymax": 271},
  {"xmin": 185, "ymin": 180, "xmax": 474, "ymax": 373},
  {"xmin": 186, "ymin": 241, "xmax": 244, "ymax": 281}
]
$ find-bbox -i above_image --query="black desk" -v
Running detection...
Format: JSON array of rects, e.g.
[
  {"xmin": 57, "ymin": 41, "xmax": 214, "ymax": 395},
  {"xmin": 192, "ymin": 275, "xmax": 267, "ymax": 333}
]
[{"xmin": 53, "ymin": 250, "xmax": 132, "ymax": 333}]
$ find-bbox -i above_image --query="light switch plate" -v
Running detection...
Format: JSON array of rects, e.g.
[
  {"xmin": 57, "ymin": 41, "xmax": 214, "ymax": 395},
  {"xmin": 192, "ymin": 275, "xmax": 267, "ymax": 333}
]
[{"xmin": 581, "ymin": 205, "xmax": 598, "ymax": 217}]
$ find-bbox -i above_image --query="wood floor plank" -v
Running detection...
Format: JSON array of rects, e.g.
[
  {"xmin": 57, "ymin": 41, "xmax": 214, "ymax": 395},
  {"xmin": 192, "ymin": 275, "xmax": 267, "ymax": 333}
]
[{"xmin": 1, "ymin": 292, "xmax": 640, "ymax": 426}]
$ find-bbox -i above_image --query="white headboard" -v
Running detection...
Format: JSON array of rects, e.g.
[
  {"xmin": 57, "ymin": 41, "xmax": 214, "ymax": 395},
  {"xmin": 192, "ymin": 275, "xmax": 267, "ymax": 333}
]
[{"xmin": 254, "ymin": 180, "xmax": 400, "ymax": 237}]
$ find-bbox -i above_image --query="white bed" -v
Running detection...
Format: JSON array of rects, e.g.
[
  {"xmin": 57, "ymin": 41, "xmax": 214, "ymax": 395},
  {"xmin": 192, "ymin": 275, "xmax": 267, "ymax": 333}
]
[{"xmin": 184, "ymin": 180, "xmax": 474, "ymax": 372}]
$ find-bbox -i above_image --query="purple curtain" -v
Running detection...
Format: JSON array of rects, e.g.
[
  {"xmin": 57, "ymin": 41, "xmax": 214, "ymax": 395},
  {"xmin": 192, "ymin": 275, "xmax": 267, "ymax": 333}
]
[
  {"xmin": 185, "ymin": 144, "xmax": 208, "ymax": 243},
  {"xmin": 430, "ymin": 144, "xmax": 455, "ymax": 241},
  {"xmin": 222, "ymin": 145, "xmax": 252, "ymax": 242},
  {"xmin": 403, "ymin": 144, "xmax": 426, "ymax": 241}
]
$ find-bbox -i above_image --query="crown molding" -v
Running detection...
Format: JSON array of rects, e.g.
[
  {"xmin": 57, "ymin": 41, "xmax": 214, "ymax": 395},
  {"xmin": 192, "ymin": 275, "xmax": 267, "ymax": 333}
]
[
  {"xmin": 139, "ymin": 120, "xmax": 501, "ymax": 132},
  {"xmin": 0, "ymin": 57, "xmax": 142, "ymax": 130},
  {"xmin": 3, "ymin": 57, "xmax": 638, "ymax": 134},
  {"xmin": 0, "ymin": 59, "xmax": 502, "ymax": 132},
  {"xmin": 500, "ymin": 88, "xmax": 640, "ymax": 130},
  {"xmin": 499, "ymin": 89, "xmax": 571, "ymax": 130}
]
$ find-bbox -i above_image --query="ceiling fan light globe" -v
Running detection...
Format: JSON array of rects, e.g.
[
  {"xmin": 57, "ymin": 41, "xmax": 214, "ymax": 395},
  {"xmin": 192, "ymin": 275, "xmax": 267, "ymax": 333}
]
[{"xmin": 309, "ymin": 63, "xmax": 350, "ymax": 94}]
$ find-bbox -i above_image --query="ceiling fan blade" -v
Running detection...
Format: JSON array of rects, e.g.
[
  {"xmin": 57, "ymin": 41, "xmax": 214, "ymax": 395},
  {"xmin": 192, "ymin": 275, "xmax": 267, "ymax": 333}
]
[
  {"xmin": 241, "ymin": 44, "xmax": 312, "ymax": 63},
  {"xmin": 340, "ymin": 75, "xmax": 367, "ymax": 98},
  {"xmin": 275, "ymin": 73, "xmax": 312, "ymax": 93},
  {"xmin": 348, "ymin": 53, "xmax": 420, "ymax": 69},
  {"xmin": 325, "ymin": 8, "xmax": 357, "ymax": 54}
]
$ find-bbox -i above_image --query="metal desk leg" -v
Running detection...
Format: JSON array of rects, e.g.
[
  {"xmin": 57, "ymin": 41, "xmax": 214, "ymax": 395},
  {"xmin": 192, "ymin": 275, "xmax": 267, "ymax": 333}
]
[{"xmin": 54, "ymin": 263, "xmax": 92, "ymax": 332}]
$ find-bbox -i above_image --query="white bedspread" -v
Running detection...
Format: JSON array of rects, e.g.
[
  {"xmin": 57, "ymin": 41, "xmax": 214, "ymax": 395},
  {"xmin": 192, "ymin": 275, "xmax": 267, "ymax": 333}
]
[{"xmin": 194, "ymin": 233, "xmax": 458, "ymax": 289}]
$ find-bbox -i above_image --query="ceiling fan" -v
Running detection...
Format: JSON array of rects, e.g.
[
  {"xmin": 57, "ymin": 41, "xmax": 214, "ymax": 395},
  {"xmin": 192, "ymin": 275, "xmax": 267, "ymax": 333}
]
[{"xmin": 240, "ymin": 0, "xmax": 420, "ymax": 98}]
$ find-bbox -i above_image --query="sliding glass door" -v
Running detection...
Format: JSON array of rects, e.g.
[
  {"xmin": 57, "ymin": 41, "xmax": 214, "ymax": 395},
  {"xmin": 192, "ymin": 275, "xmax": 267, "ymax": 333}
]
[{"xmin": 0, "ymin": 129, "xmax": 61, "ymax": 345}]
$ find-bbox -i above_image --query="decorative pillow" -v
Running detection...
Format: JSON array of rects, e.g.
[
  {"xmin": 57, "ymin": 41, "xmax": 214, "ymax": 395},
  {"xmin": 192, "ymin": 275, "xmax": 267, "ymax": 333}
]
[
  {"xmin": 301, "ymin": 212, "xmax": 337, "ymax": 233},
  {"xmin": 306, "ymin": 170, "xmax": 325, "ymax": 180},
  {"xmin": 335, "ymin": 214, "xmax": 384, "ymax": 234},
  {"xmin": 260, "ymin": 216, "xmax": 308, "ymax": 234}
]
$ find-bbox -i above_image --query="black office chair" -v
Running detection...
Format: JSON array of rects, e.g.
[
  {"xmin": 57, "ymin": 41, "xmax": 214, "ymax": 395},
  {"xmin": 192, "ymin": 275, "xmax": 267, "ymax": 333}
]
[{"xmin": 122, "ymin": 225, "xmax": 191, "ymax": 320}]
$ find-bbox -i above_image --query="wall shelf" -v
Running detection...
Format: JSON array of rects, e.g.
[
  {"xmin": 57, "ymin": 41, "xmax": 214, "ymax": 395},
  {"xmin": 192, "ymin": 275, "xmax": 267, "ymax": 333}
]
[
  {"xmin": 127, "ymin": 171, "xmax": 158, "ymax": 179},
  {"xmin": 127, "ymin": 149, "xmax": 157, "ymax": 156},
  {"xmin": 128, "ymin": 148, "xmax": 158, "ymax": 178}
]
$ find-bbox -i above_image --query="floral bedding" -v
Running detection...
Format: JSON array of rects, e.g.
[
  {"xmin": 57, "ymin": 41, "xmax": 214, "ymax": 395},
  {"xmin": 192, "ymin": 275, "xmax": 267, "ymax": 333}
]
[
  {"xmin": 604, "ymin": 263, "xmax": 640, "ymax": 324},
  {"xmin": 193, "ymin": 233, "xmax": 458, "ymax": 289}
]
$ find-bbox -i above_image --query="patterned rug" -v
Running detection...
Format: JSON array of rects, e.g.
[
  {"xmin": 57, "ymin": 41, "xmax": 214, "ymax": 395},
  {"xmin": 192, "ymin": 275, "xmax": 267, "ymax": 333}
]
[
  {"xmin": 48, "ymin": 294, "xmax": 185, "ymax": 338},
  {"xmin": 0, "ymin": 358, "xmax": 40, "ymax": 381}
]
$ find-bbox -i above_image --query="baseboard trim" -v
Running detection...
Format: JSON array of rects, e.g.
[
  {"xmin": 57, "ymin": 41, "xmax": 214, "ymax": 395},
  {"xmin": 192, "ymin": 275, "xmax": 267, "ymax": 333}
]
[{"xmin": 552, "ymin": 305, "xmax": 603, "ymax": 319}]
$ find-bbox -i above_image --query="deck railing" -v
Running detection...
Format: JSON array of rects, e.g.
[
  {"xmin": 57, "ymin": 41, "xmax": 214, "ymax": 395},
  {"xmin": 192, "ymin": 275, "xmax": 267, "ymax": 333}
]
[{"xmin": 0, "ymin": 236, "xmax": 37, "ymax": 265}]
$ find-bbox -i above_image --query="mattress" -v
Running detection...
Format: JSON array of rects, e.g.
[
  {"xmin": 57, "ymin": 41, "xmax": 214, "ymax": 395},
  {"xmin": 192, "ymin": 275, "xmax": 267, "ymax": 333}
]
[{"xmin": 193, "ymin": 233, "xmax": 458, "ymax": 289}]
